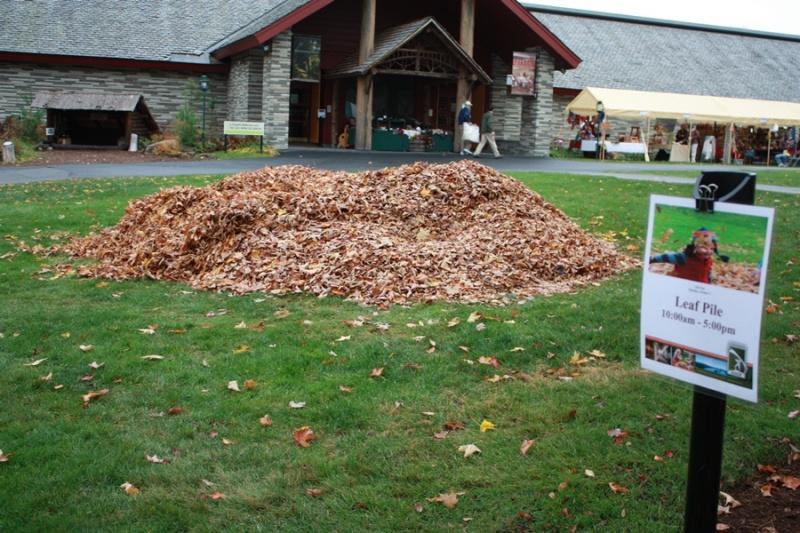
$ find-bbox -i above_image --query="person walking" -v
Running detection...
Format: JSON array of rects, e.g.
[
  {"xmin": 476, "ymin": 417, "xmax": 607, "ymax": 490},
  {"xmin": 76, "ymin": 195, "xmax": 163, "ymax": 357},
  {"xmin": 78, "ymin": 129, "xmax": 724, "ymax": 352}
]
[
  {"xmin": 458, "ymin": 100, "xmax": 473, "ymax": 155},
  {"xmin": 473, "ymin": 106, "xmax": 501, "ymax": 159}
]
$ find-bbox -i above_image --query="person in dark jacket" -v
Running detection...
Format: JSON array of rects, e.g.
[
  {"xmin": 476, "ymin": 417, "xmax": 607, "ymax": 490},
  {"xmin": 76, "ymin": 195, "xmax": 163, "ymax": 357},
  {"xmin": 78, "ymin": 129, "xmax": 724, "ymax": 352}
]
[
  {"xmin": 473, "ymin": 106, "xmax": 501, "ymax": 158},
  {"xmin": 458, "ymin": 100, "xmax": 473, "ymax": 155},
  {"xmin": 650, "ymin": 228, "xmax": 729, "ymax": 283}
]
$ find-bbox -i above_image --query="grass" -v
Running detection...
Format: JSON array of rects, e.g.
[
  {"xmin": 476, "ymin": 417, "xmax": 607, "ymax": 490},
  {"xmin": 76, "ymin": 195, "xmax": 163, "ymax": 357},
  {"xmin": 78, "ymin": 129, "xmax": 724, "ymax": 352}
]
[
  {"xmin": 210, "ymin": 143, "xmax": 279, "ymax": 160},
  {"xmin": 0, "ymin": 173, "xmax": 798, "ymax": 531},
  {"xmin": 615, "ymin": 168, "xmax": 800, "ymax": 188}
]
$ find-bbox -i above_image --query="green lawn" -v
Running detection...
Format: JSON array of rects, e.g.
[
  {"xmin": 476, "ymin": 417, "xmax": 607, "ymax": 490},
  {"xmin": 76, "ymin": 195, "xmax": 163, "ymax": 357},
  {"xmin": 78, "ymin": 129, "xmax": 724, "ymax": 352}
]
[
  {"xmin": 1, "ymin": 173, "xmax": 797, "ymax": 532},
  {"xmin": 616, "ymin": 168, "xmax": 800, "ymax": 188}
]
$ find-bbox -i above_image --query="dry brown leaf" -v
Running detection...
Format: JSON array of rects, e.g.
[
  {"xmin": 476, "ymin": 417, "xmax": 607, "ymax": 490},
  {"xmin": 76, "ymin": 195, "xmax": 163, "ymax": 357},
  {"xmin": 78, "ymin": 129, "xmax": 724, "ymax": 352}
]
[
  {"xmin": 81, "ymin": 388, "xmax": 109, "ymax": 407},
  {"xmin": 427, "ymin": 491, "xmax": 464, "ymax": 509},
  {"xmin": 244, "ymin": 379, "xmax": 257, "ymax": 390},
  {"xmin": 294, "ymin": 426, "xmax": 316, "ymax": 448},
  {"xmin": 609, "ymin": 482, "xmax": 630, "ymax": 494},
  {"xmin": 233, "ymin": 345, "xmax": 250, "ymax": 354},
  {"xmin": 141, "ymin": 354, "xmax": 165, "ymax": 361},
  {"xmin": 339, "ymin": 385, "xmax": 353, "ymax": 393},
  {"xmin": 145, "ymin": 454, "xmax": 169, "ymax": 464},
  {"xmin": 458, "ymin": 444, "xmax": 481, "ymax": 458},
  {"xmin": 760, "ymin": 483, "xmax": 774, "ymax": 497},
  {"xmin": 167, "ymin": 406, "xmax": 183, "ymax": 415},
  {"xmin": 209, "ymin": 491, "xmax": 225, "ymax": 500},
  {"xmin": 444, "ymin": 421, "xmax": 465, "ymax": 431},
  {"xmin": 120, "ymin": 482, "xmax": 140, "ymax": 496},
  {"xmin": 23, "ymin": 358, "xmax": 47, "ymax": 367},
  {"xmin": 274, "ymin": 309, "xmax": 290, "ymax": 318},
  {"xmin": 88, "ymin": 361, "xmax": 104, "ymax": 370},
  {"xmin": 0, "ymin": 450, "xmax": 9, "ymax": 463},
  {"xmin": 227, "ymin": 380, "xmax": 241, "ymax": 392},
  {"xmin": 520, "ymin": 439, "xmax": 535, "ymax": 455},
  {"xmin": 306, "ymin": 488, "xmax": 323, "ymax": 497},
  {"xmin": 369, "ymin": 367, "xmax": 384, "ymax": 378},
  {"xmin": 478, "ymin": 356, "xmax": 501, "ymax": 368},
  {"xmin": 79, "ymin": 345, "xmax": 93, "ymax": 352},
  {"xmin": 221, "ymin": 438, "xmax": 234, "ymax": 446},
  {"xmin": 259, "ymin": 415, "xmax": 273, "ymax": 427}
]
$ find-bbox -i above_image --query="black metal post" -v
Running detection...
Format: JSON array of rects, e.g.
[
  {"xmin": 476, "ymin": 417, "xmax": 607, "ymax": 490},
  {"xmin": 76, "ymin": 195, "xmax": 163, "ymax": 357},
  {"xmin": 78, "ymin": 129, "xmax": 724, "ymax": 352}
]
[
  {"xmin": 260, "ymin": 135, "xmax": 263, "ymax": 154},
  {"xmin": 684, "ymin": 387, "xmax": 726, "ymax": 532},
  {"xmin": 201, "ymin": 91, "xmax": 207, "ymax": 148}
]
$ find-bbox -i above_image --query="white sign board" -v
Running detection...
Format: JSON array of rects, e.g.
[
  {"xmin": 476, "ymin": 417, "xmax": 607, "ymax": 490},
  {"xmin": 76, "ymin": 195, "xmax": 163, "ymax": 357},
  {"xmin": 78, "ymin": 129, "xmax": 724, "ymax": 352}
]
[
  {"xmin": 223, "ymin": 121, "xmax": 265, "ymax": 136},
  {"xmin": 640, "ymin": 195, "xmax": 774, "ymax": 402}
]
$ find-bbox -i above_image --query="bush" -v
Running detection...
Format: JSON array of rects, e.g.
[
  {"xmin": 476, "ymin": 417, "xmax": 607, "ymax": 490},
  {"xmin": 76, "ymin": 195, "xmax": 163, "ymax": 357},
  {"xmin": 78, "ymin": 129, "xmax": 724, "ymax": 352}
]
[
  {"xmin": 174, "ymin": 99, "xmax": 198, "ymax": 150},
  {"xmin": 17, "ymin": 98, "xmax": 45, "ymax": 143}
]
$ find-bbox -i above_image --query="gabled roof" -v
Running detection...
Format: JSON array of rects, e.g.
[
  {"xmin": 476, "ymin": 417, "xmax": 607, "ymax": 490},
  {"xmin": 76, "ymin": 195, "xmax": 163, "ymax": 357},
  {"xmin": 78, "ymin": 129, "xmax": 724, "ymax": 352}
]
[
  {"xmin": 530, "ymin": 6, "xmax": 800, "ymax": 103},
  {"xmin": 327, "ymin": 18, "xmax": 492, "ymax": 83}
]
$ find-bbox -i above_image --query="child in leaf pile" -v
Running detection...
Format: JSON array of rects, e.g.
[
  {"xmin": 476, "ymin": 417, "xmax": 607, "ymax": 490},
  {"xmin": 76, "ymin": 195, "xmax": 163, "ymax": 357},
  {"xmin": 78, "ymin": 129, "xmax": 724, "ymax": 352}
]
[{"xmin": 650, "ymin": 228, "xmax": 729, "ymax": 284}]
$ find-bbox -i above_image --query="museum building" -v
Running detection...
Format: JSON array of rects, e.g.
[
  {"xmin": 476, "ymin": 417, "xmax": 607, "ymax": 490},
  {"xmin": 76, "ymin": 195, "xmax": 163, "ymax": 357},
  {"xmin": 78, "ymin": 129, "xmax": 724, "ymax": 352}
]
[{"xmin": 0, "ymin": 0, "xmax": 580, "ymax": 156}]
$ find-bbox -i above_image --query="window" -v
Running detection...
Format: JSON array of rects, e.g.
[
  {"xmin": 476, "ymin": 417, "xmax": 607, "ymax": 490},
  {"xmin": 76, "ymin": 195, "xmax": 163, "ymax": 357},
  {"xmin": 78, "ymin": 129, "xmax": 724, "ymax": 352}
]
[{"xmin": 291, "ymin": 35, "xmax": 321, "ymax": 82}]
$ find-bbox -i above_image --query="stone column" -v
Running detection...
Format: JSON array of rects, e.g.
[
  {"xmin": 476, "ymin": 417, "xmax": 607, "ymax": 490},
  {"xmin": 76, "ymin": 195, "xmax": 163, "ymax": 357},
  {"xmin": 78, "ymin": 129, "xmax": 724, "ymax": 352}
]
[
  {"xmin": 227, "ymin": 49, "xmax": 264, "ymax": 122},
  {"xmin": 519, "ymin": 47, "xmax": 555, "ymax": 157},
  {"xmin": 262, "ymin": 30, "xmax": 292, "ymax": 149}
]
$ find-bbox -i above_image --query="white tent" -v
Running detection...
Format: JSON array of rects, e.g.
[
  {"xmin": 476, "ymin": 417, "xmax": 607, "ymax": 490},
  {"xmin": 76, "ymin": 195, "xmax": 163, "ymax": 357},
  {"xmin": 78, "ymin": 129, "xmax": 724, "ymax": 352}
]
[{"xmin": 566, "ymin": 87, "xmax": 800, "ymax": 126}]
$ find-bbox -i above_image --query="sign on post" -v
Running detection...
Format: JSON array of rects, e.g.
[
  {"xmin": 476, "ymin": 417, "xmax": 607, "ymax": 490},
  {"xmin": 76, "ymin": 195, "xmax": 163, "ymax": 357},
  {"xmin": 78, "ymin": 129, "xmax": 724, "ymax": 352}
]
[
  {"xmin": 223, "ymin": 121, "xmax": 265, "ymax": 136},
  {"xmin": 223, "ymin": 121, "xmax": 265, "ymax": 153},
  {"xmin": 641, "ymin": 195, "xmax": 774, "ymax": 402}
]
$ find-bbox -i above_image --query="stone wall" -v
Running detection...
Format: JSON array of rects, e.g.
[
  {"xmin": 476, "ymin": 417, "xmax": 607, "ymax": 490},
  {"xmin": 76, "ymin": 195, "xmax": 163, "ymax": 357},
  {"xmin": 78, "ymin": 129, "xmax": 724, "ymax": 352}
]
[
  {"xmin": 262, "ymin": 30, "xmax": 292, "ymax": 149},
  {"xmin": 490, "ymin": 49, "xmax": 556, "ymax": 157},
  {"xmin": 0, "ymin": 62, "xmax": 228, "ymax": 136}
]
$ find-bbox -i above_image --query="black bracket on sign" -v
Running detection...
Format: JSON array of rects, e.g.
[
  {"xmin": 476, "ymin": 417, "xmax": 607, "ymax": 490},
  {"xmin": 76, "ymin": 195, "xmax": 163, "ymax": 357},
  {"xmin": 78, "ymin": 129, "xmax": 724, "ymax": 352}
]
[{"xmin": 695, "ymin": 184, "xmax": 717, "ymax": 213}]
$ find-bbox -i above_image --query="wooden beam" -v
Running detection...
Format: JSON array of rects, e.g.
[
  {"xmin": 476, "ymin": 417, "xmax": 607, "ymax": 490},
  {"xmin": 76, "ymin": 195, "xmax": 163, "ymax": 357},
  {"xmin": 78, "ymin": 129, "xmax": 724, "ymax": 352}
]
[
  {"xmin": 359, "ymin": 0, "xmax": 376, "ymax": 63},
  {"xmin": 459, "ymin": 0, "xmax": 475, "ymax": 57}
]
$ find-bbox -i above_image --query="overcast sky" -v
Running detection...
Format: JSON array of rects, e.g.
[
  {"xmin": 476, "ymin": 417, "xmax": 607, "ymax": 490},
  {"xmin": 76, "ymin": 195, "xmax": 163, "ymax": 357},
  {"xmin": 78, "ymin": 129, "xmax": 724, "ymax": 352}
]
[{"xmin": 522, "ymin": 1, "xmax": 800, "ymax": 37}]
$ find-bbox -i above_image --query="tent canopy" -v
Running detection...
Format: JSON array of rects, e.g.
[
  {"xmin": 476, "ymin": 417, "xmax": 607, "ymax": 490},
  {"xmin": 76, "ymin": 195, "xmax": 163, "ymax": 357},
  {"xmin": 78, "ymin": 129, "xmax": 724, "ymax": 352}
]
[{"xmin": 566, "ymin": 87, "xmax": 800, "ymax": 127}]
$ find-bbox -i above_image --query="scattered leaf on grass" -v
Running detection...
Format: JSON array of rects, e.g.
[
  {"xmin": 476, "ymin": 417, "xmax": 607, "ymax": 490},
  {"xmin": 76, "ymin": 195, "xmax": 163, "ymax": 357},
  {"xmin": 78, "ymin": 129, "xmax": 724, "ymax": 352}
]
[
  {"xmin": 520, "ymin": 439, "xmax": 536, "ymax": 455},
  {"xmin": 609, "ymin": 482, "xmax": 630, "ymax": 494},
  {"xmin": 289, "ymin": 401, "xmax": 306, "ymax": 409},
  {"xmin": 444, "ymin": 421, "xmax": 465, "ymax": 431},
  {"xmin": 233, "ymin": 345, "xmax": 250, "ymax": 354},
  {"xmin": 335, "ymin": 336, "xmax": 351, "ymax": 342},
  {"xmin": 294, "ymin": 426, "xmax": 316, "ymax": 448},
  {"xmin": 227, "ymin": 381, "xmax": 241, "ymax": 392},
  {"xmin": 510, "ymin": 347, "xmax": 525, "ymax": 352},
  {"xmin": 259, "ymin": 415, "xmax": 272, "ymax": 427},
  {"xmin": 221, "ymin": 438, "xmax": 234, "ymax": 446},
  {"xmin": 585, "ymin": 469, "xmax": 596, "ymax": 478},
  {"xmin": 168, "ymin": 406, "xmax": 183, "ymax": 415},
  {"xmin": 369, "ymin": 367, "xmax": 384, "ymax": 378},
  {"xmin": 244, "ymin": 379, "xmax": 257, "ymax": 390},
  {"xmin": 433, "ymin": 431, "xmax": 449, "ymax": 440},
  {"xmin": 274, "ymin": 309, "xmax": 290, "ymax": 318},
  {"xmin": 467, "ymin": 312, "xmax": 481, "ymax": 323},
  {"xmin": 209, "ymin": 491, "xmax": 225, "ymax": 500},
  {"xmin": 608, "ymin": 428, "xmax": 630, "ymax": 445},
  {"xmin": 23, "ymin": 358, "xmax": 47, "ymax": 367},
  {"xmin": 79, "ymin": 374, "xmax": 94, "ymax": 382},
  {"xmin": 475, "ymin": 323, "xmax": 486, "ymax": 332},
  {"xmin": 0, "ymin": 450, "xmax": 9, "ymax": 463},
  {"xmin": 458, "ymin": 444, "xmax": 482, "ymax": 458},
  {"xmin": 141, "ymin": 355, "xmax": 165, "ymax": 361},
  {"xmin": 88, "ymin": 361, "xmax": 104, "ymax": 370},
  {"xmin": 120, "ymin": 482, "xmax": 140, "ymax": 496},
  {"xmin": 40, "ymin": 372, "xmax": 53, "ymax": 381},
  {"xmin": 427, "ymin": 491, "xmax": 464, "ymax": 509},
  {"xmin": 789, "ymin": 410, "xmax": 799, "ymax": 419},
  {"xmin": 478, "ymin": 356, "xmax": 501, "ymax": 368},
  {"xmin": 146, "ymin": 454, "xmax": 169, "ymax": 464},
  {"xmin": 81, "ymin": 388, "xmax": 109, "ymax": 407},
  {"xmin": 480, "ymin": 419, "xmax": 496, "ymax": 432},
  {"xmin": 339, "ymin": 385, "xmax": 353, "ymax": 394},
  {"xmin": 306, "ymin": 488, "xmax": 323, "ymax": 497},
  {"xmin": 79, "ymin": 345, "xmax": 93, "ymax": 352},
  {"xmin": 138, "ymin": 325, "xmax": 158, "ymax": 335},
  {"xmin": 447, "ymin": 317, "xmax": 460, "ymax": 327},
  {"xmin": 234, "ymin": 321, "xmax": 247, "ymax": 329}
]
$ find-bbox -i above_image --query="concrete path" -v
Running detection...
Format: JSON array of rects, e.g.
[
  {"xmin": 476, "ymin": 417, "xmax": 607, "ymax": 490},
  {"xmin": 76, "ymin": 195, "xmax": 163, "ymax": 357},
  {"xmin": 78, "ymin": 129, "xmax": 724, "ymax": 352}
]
[{"xmin": 1, "ymin": 148, "xmax": 798, "ymax": 194}]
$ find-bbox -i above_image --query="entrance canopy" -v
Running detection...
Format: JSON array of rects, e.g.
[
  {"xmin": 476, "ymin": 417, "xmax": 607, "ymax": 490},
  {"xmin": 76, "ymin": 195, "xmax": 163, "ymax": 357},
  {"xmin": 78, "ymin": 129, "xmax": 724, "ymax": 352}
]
[{"xmin": 566, "ymin": 87, "xmax": 800, "ymax": 126}]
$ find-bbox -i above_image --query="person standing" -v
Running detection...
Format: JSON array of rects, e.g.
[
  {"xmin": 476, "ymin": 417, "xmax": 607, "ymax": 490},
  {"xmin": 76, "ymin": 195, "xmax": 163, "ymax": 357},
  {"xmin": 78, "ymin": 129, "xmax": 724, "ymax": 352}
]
[
  {"xmin": 690, "ymin": 126, "xmax": 700, "ymax": 163},
  {"xmin": 458, "ymin": 100, "xmax": 473, "ymax": 155},
  {"xmin": 473, "ymin": 106, "xmax": 501, "ymax": 159}
]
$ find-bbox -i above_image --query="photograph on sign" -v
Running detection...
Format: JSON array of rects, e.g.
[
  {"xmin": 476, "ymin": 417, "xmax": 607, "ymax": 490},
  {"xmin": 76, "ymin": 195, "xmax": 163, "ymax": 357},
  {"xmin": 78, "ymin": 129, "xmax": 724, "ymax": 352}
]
[
  {"xmin": 510, "ymin": 52, "xmax": 536, "ymax": 96},
  {"xmin": 640, "ymin": 195, "xmax": 774, "ymax": 402}
]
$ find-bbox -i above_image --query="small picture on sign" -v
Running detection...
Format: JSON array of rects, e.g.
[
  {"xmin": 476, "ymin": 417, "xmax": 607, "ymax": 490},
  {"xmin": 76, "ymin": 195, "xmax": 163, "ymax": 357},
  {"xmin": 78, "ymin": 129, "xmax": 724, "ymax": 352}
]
[
  {"xmin": 648, "ymin": 204, "xmax": 769, "ymax": 294},
  {"xmin": 644, "ymin": 336, "xmax": 753, "ymax": 389}
]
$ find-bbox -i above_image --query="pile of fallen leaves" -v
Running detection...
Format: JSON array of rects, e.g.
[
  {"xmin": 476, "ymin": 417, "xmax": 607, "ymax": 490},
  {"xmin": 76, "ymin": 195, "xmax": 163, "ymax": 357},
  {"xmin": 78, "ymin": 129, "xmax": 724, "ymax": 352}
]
[{"xmin": 58, "ymin": 161, "xmax": 637, "ymax": 305}]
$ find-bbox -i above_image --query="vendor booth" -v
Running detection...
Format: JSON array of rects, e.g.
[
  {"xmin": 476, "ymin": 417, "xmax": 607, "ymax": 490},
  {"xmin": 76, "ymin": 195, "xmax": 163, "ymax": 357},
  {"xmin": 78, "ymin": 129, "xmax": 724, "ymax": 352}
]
[{"xmin": 566, "ymin": 87, "xmax": 800, "ymax": 164}]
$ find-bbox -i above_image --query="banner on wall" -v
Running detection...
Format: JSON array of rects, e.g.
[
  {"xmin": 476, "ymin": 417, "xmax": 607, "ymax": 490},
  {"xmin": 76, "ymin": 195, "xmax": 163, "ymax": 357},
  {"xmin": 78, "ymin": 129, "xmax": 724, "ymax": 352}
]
[
  {"xmin": 640, "ymin": 195, "xmax": 774, "ymax": 402},
  {"xmin": 510, "ymin": 52, "xmax": 536, "ymax": 96}
]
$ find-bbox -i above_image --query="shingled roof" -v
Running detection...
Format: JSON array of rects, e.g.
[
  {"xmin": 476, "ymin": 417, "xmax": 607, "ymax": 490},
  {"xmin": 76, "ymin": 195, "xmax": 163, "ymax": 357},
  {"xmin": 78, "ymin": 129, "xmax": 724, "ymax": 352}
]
[
  {"xmin": 529, "ymin": 6, "xmax": 800, "ymax": 103},
  {"xmin": 0, "ymin": 0, "xmax": 300, "ymax": 63}
]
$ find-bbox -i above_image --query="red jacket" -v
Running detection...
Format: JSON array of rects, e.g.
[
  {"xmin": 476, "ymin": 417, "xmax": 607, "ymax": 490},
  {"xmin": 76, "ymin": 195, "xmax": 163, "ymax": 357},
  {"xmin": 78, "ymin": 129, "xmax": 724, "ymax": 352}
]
[{"xmin": 668, "ymin": 255, "xmax": 713, "ymax": 283}]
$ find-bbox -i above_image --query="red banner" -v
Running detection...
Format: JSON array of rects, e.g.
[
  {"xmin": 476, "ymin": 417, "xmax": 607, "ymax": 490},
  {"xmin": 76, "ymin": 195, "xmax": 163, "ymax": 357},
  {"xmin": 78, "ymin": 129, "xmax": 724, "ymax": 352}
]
[{"xmin": 511, "ymin": 52, "xmax": 536, "ymax": 96}]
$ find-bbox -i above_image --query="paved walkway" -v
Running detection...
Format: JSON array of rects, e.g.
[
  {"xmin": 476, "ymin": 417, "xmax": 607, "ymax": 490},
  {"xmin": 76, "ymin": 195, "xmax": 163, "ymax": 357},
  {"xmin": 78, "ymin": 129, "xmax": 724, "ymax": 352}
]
[{"xmin": 1, "ymin": 148, "xmax": 798, "ymax": 194}]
